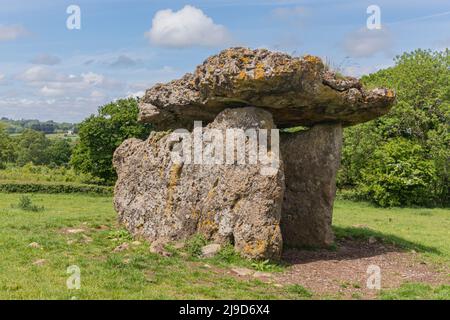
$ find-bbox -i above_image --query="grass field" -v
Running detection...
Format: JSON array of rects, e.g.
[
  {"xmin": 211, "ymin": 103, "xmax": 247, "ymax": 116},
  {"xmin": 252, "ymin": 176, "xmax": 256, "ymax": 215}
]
[{"xmin": 0, "ymin": 193, "xmax": 448, "ymax": 300}]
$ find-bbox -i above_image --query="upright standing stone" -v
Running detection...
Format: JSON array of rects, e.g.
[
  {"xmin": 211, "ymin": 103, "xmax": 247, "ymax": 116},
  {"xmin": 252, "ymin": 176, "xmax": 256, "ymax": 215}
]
[
  {"xmin": 281, "ymin": 124, "xmax": 343, "ymax": 248},
  {"xmin": 113, "ymin": 107, "xmax": 285, "ymax": 260}
]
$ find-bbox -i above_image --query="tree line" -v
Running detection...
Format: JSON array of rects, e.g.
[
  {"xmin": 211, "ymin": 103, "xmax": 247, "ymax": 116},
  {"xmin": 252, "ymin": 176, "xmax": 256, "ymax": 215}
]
[{"xmin": 0, "ymin": 118, "xmax": 77, "ymax": 134}]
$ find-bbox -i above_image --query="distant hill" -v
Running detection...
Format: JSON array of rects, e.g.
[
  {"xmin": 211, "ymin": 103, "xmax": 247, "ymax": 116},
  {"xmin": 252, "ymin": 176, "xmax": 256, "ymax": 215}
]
[{"xmin": 0, "ymin": 117, "xmax": 78, "ymax": 135}]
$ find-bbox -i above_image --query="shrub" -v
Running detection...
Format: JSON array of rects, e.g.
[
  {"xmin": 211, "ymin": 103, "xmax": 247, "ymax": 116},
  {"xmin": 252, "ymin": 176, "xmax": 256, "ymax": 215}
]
[
  {"xmin": 0, "ymin": 181, "xmax": 112, "ymax": 195},
  {"xmin": 15, "ymin": 195, "xmax": 44, "ymax": 212},
  {"xmin": 359, "ymin": 138, "xmax": 439, "ymax": 207},
  {"xmin": 185, "ymin": 234, "xmax": 208, "ymax": 257}
]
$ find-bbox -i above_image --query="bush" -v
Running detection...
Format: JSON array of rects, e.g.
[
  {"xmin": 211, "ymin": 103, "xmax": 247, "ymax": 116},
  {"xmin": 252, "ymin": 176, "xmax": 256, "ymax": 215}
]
[
  {"xmin": 185, "ymin": 234, "xmax": 208, "ymax": 257},
  {"xmin": 0, "ymin": 181, "xmax": 112, "ymax": 195},
  {"xmin": 359, "ymin": 138, "xmax": 439, "ymax": 207},
  {"xmin": 15, "ymin": 195, "xmax": 44, "ymax": 212}
]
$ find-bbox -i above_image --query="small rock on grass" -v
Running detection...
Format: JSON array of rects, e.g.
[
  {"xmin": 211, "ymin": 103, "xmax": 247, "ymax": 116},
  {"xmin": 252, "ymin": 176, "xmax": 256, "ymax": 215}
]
[
  {"xmin": 131, "ymin": 241, "xmax": 142, "ymax": 246},
  {"xmin": 66, "ymin": 228, "xmax": 85, "ymax": 234},
  {"xmin": 149, "ymin": 240, "xmax": 172, "ymax": 257},
  {"xmin": 28, "ymin": 242, "xmax": 41, "ymax": 249},
  {"xmin": 253, "ymin": 271, "xmax": 273, "ymax": 279},
  {"xmin": 231, "ymin": 267, "xmax": 254, "ymax": 277},
  {"xmin": 113, "ymin": 243, "xmax": 129, "ymax": 252},
  {"xmin": 82, "ymin": 235, "xmax": 93, "ymax": 243},
  {"xmin": 32, "ymin": 259, "xmax": 46, "ymax": 266},
  {"xmin": 201, "ymin": 244, "xmax": 221, "ymax": 258},
  {"xmin": 173, "ymin": 242, "xmax": 185, "ymax": 250}
]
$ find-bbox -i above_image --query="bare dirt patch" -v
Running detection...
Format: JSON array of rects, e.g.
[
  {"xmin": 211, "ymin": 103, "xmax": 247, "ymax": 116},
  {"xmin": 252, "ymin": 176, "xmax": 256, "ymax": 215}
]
[{"xmin": 274, "ymin": 239, "xmax": 449, "ymax": 299}]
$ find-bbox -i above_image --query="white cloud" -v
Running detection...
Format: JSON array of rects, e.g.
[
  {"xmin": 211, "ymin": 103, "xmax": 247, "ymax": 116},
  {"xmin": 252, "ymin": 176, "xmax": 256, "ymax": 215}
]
[
  {"xmin": 31, "ymin": 54, "xmax": 61, "ymax": 66},
  {"xmin": 81, "ymin": 72, "xmax": 105, "ymax": 86},
  {"xmin": 342, "ymin": 27, "xmax": 393, "ymax": 58},
  {"xmin": 16, "ymin": 67, "xmax": 125, "ymax": 101},
  {"xmin": 145, "ymin": 5, "xmax": 231, "ymax": 48},
  {"xmin": 18, "ymin": 66, "xmax": 62, "ymax": 82},
  {"xmin": 40, "ymin": 85, "xmax": 65, "ymax": 97},
  {"xmin": 0, "ymin": 24, "xmax": 29, "ymax": 41}
]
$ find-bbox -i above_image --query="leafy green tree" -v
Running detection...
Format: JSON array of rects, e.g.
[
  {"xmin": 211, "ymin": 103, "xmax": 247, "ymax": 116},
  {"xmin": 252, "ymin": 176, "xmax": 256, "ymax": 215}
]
[
  {"xmin": 70, "ymin": 98, "xmax": 152, "ymax": 184},
  {"xmin": 359, "ymin": 138, "xmax": 438, "ymax": 207},
  {"xmin": 339, "ymin": 49, "xmax": 449, "ymax": 207},
  {"xmin": 16, "ymin": 129, "xmax": 51, "ymax": 166},
  {"xmin": 47, "ymin": 139, "xmax": 73, "ymax": 167},
  {"xmin": 0, "ymin": 124, "xmax": 16, "ymax": 168}
]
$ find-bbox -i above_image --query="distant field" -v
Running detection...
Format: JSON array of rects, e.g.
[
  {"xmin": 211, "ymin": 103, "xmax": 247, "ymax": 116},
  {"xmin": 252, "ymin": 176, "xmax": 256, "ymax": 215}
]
[
  {"xmin": 45, "ymin": 133, "xmax": 79, "ymax": 141},
  {"xmin": 0, "ymin": 193, "xmax": 448, "ymax": 300},
  {"xmin": 7, "ymin": 132, "xmax": 78, "ymax": 141}
]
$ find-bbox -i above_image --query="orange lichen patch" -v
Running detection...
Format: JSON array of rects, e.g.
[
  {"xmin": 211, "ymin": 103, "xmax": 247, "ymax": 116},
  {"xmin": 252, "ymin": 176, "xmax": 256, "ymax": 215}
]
[
  {"xmin": 240, "ymin": 56, "xmax": 251, "ymax": 64},
  {"xmin": 243, "ymin": 240, "xmax": 267, "ymax": 258},
  {"xmin": 197, "ymin": 211, "xmax": 219, "ymax": 236},
  {"xmin": 168, "ymin": 163, "xmax": 182, "ymax": 188},
  {"xmin": 386, "ymin": 89, "xmax": 395, "ymax": 98},
  {"xmin": 254, "ymin": 63, "xmax": 266, "ymax": 80},
  {"xmin": 303, "ymin": 55, "xmax": 323, "ymax": 65},
  {"xmin": 274, "ymin": 60, "xmax": 302, "ymax": 75},
  {"xmin": 165, "ymin": 163, "xmax": 183, "ymax": 215},
  {"xmin": 237, "ymin": 70, "xmax": 248, "ymax": 80}
]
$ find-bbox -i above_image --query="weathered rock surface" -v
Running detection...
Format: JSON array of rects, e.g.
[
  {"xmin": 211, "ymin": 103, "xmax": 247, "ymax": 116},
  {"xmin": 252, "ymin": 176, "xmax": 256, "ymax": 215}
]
[
  {"xmin": 201, "ymin": 244, "xmax": 222, "ymax": 258},
  {"xmin": 114, "ymin": 107, "xmax": 284, "ymax": 260},
  {"xmin": 139, "ymin": 47, "xmax": 395, "ymax": 130},
  {"xmin": 281, "ymin": 124, "xmax": 343, "ymax": 247}
]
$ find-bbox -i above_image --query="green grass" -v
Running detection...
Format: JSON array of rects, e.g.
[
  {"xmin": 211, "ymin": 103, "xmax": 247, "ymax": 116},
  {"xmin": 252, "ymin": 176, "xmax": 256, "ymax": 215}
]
[
  {"xmin": 0, "ymin": 194, "xmax": 448, "ymax": 300},
  {"xmin": 380, "ymin": 283, "xmax": 450, "ymax": 300},
  {"xmin": 0, "ymin": 193, "xmax": 293, "ymax": 299},
  {"xmin": 45, "ymin": 133, "xmax": 79, "ymax": 142},
  {"xmin": 333, "ymin": 200, "xmax": 450, "ymax": 267}
]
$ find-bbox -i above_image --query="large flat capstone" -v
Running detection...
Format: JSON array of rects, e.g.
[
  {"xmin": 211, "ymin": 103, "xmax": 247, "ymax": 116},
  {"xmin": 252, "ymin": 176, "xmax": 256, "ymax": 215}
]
[{"xmin": 139, "ymin": 47, "xmax": 395, "ymax": 130}]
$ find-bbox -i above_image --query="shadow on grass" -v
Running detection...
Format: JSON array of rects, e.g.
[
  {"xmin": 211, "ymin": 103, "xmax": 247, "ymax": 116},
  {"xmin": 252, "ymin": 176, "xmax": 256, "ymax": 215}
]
[{"xmin": 281, "ymin": 226, "xmax": 441, "ymax": 265}]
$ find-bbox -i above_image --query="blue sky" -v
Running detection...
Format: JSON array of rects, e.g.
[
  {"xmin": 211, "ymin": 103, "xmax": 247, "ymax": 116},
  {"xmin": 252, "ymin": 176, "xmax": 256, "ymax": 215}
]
[{"xmin": 0, "ymin": 0, "xmax": 449, "ymax": 122}]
